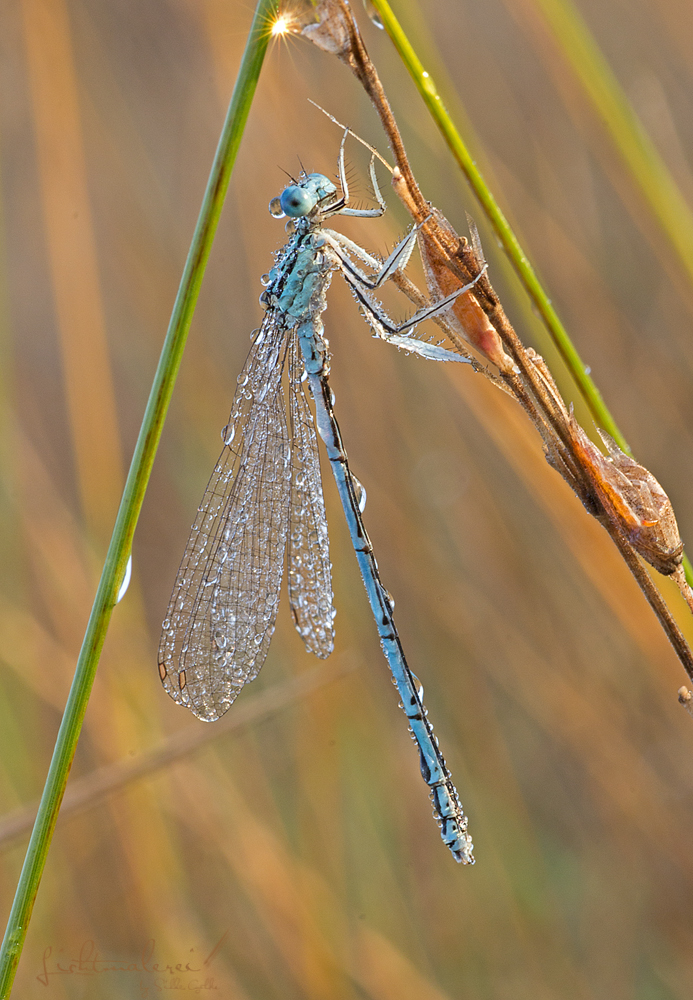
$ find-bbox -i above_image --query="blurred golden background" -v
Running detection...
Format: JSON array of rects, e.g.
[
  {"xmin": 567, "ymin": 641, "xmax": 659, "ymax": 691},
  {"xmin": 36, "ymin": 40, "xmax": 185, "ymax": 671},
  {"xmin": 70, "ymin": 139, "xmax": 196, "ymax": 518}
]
[{"xmin": 2, "ymin": 0, "xmax": 693, "ymax": 995}]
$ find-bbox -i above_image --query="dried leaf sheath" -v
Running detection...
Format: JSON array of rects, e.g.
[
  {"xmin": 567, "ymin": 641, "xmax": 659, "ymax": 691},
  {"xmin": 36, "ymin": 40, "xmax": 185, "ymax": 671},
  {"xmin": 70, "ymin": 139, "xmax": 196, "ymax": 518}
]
[{"xmin": 392, "ymin": 180, "xmax": 516, "ymax": 374}]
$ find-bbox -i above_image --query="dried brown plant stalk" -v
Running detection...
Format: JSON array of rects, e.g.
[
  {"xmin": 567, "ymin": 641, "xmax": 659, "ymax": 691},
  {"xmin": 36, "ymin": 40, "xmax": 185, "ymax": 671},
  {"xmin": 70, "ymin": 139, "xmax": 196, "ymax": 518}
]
[{"xmin": 301, "ymin": 0, "xmax": 693, "ymax": 683}]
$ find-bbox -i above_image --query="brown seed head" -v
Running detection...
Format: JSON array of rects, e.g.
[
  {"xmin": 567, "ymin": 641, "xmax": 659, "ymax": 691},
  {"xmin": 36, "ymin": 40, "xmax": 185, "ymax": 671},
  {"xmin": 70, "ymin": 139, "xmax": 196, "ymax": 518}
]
[{"xmin": 569, "ymin": 416, "xmax": 683, "ymax": 575}]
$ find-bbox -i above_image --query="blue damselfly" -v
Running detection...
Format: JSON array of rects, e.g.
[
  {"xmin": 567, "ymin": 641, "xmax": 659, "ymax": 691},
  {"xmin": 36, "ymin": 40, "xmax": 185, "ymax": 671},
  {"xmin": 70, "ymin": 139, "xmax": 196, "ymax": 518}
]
[{"xmin": 159, "ymin": 134, "xmax": 481, "ymax": 863}]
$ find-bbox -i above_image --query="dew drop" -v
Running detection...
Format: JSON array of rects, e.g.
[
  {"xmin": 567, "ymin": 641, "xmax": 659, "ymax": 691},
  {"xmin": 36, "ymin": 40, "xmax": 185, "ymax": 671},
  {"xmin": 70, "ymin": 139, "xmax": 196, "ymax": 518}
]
[
  {"xmin": 351, "ymin": 474, "xmax": 367, "ymax": 513},
  {"xmin": 363, "ymin": 0, "xmax": 384, "ymax": 28},
  {"xmin": 269, "ymin": 197, "xmax": 285, "ymax": 219},
  {"xmin": 411, "ymin": 672, "xmax": 424, "ymax": 701},
  {"xmin": 116, "ymin": 554, "xmax": 132, "ymax": 604}
]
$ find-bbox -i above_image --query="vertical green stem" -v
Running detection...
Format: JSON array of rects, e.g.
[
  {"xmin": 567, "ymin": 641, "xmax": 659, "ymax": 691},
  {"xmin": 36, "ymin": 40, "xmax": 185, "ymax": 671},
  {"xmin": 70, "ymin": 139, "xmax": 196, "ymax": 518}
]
[
  {"xmin": 369, "ymin": 0, "xmax": 624, "ymax": 447},
  {"xmin": 0, "ymin": 1, "xmax": 278, "ymax": 993},
  {"xmin": 367, "ymin": 0, "xmax": 693, "ymax": 586}
]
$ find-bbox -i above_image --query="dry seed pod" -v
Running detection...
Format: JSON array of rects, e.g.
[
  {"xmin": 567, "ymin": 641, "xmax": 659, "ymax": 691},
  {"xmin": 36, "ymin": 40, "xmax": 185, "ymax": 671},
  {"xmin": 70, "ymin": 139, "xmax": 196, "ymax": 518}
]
[
  {"xmin": 569, "ymin": 415, "xmax": 683, "ymax": 575},
  {"xmin": 302, "ymin": 0, "xmax": 351, "ymax": 56}
]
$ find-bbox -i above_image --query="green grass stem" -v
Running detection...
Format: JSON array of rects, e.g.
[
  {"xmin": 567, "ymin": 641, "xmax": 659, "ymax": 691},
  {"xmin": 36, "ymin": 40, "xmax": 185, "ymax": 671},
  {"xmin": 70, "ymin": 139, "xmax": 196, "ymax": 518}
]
[
  {"xmin": 369, "ymin": 0, "xmax": 624, "ymax": 448},
  {"xmin": 368, "ymin": 0, "xmax": 693, "ymax": 587},
  {"xmin": 0, "ymin": 1, "xmax": 278, "ymax": 993}
]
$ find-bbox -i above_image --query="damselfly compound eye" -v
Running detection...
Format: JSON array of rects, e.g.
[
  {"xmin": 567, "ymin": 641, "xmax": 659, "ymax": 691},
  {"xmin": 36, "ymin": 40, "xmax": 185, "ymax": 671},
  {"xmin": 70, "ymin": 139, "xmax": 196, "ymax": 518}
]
[{"xmin": 279, "ymin": 185, "xmax": 317, "ymax": 218}]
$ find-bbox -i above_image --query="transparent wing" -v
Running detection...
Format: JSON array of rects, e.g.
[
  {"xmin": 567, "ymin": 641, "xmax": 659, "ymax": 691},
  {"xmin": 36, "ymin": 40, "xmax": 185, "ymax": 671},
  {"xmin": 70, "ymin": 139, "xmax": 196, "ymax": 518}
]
[
  {"xmin": 287, "ymin": 337, "xmax": 335, "ymax": 657},
  {"xmin": 158, "ymin": 316, "xmax": 292, "ymax": 721}
]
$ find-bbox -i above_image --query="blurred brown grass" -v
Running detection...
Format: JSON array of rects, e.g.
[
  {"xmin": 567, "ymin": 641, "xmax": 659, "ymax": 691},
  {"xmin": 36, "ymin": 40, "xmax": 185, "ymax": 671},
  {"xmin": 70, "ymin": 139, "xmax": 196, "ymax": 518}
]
[{"xmin": 2, "ymin": 0, "xmax": 693, "ymax": 996}]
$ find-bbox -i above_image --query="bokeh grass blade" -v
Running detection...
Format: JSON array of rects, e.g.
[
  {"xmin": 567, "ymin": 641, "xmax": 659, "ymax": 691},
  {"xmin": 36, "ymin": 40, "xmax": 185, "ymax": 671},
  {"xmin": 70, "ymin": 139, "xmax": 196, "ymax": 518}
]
[
  {"xmin": 532, "ymin": 0, "xmax": 693, "ymax": 290},
  {"xmin": 0, "ymin": 1, "xmax": 278, "ymax": 993}
]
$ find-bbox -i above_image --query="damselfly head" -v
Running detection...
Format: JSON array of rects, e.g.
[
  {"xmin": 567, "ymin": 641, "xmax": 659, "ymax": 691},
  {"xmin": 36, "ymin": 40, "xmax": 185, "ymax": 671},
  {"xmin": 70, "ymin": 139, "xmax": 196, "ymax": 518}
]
[{"xmin": 269, "ymin": 172, "xmax": 338, "ymax": 221}]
